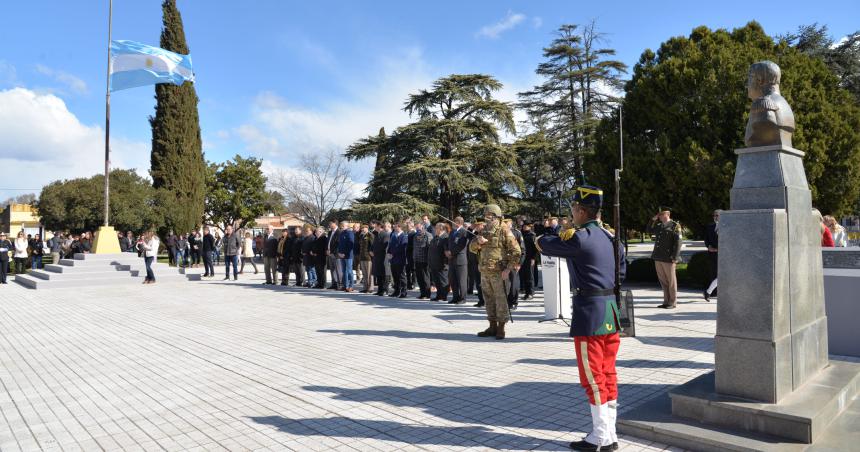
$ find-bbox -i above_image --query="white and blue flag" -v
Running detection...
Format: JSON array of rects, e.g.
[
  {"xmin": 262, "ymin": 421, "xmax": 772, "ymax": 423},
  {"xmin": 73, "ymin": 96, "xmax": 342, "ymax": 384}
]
[{"xmin": 109, "ymin": 40, "xmax": 194, "ymax": 92}]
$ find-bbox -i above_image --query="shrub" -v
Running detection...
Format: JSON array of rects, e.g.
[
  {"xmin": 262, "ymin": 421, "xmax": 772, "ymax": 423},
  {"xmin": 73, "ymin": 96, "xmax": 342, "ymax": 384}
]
[
  {"xmin": 626, "ymin": 258, "xmax": 658, "ymax": 282},
  {"xmin": 686, "ymin": 251, "xmax": 713, "ymax": 288}
]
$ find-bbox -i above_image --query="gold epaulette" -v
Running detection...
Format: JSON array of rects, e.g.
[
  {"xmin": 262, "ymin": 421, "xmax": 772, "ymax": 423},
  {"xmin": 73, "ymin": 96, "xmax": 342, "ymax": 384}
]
[{"xmin": 560, "ymin": 228, "xmax": 576, "ymax": 241}]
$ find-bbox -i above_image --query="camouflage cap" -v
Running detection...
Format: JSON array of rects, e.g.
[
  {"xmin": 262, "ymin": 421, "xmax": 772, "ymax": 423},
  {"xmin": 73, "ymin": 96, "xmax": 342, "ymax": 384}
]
[{"xmin": 483, "ymin": 204, "xmax": 502, "ymax": 217}]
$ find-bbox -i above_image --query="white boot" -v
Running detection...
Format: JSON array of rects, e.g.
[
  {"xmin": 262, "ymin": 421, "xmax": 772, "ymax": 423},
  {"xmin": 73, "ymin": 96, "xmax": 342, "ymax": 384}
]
[
  {"xmin": 607, "ymin": 400, "xmax": 618, "ymax": 444},
  {"xmin": 584, "ymin": 403, "xmax": 613, "ymax": 447}
]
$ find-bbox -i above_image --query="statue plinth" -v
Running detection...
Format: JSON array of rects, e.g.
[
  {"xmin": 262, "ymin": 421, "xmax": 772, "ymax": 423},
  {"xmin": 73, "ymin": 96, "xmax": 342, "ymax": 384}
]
[
  {"xmin": 716, "ymin": 145, "xmax": 828, "ymax": 403},
  {"xmin": 619, "ymin": 144, "xmax": 860, "ymax": 449}
]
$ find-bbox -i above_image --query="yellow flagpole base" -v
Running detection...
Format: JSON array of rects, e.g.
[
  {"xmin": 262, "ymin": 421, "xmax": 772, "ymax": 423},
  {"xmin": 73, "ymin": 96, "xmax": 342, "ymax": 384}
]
[{"xmin": 92, "ymin": 225, "xmax": 122, "ymax": 254}]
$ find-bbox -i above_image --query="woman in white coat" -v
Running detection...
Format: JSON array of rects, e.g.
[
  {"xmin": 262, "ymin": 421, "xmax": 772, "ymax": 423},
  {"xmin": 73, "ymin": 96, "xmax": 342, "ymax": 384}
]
[
  {"xmin": 140, "ymin": 230, "xmax": 160, "ymax": 284},
  {"xmin": 13, "ymin": 231, "xmax": 29, "ymax": 275}
]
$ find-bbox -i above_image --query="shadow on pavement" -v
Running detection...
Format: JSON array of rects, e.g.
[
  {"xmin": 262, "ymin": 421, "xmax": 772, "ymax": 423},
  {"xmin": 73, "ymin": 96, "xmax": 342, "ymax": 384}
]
[
  {"xmin": 248, "ymin": 415, "xmax": 565, "ymax": 450},
  {"xmin": 299, "ymin": 381, "xmax": 675, "ymax": 434},
  {"xmin": 317, "ymin": 328, "xmax": 571, "ymax": 343}
]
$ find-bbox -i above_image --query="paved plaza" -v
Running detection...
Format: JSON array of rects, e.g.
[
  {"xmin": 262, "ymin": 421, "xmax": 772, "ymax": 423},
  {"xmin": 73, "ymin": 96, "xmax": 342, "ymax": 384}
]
[{"xmin": 0, "ymin": 271, "xmax": 721, "ymax": 451}]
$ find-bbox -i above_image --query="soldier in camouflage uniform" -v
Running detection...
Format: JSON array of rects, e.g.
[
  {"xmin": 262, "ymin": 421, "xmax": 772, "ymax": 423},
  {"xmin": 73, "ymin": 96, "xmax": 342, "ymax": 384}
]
[{"xmin": 468, "ymin": 204, "xmax": 521, "ymax": 340}]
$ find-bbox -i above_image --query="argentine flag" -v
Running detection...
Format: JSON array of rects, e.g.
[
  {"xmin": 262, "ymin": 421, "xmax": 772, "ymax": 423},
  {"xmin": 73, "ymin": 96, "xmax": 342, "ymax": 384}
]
[{"xmin": 109, "ymin": 40, "xmax": 194, "ymax": 92}]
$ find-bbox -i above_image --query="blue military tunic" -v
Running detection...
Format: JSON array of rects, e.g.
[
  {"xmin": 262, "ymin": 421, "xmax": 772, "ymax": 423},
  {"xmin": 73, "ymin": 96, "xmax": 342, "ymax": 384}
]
[{"xmin": 537, "ymin": 221, "xmax": 626, "ymax": 337}]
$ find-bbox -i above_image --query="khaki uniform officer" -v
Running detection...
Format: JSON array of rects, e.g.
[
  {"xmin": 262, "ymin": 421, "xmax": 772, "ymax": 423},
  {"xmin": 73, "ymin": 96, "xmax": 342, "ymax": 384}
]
[{"xmin": 468, "ymin": 204, "xmax": 521, "ymax": 340}]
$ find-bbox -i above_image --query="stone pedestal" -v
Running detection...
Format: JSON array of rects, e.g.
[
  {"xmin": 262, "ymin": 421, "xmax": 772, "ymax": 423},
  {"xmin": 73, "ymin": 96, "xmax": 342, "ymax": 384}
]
[
  {"xmin": 619, "ymin": 145, "xmax": 860, "ymax": 449},
  {"xmin": 92, "ymin": 225, "xmax": 122, "ymax": 254},
  {"xmin": 718, "ymin": 145, "xmax": 828, "ymax": 403}
]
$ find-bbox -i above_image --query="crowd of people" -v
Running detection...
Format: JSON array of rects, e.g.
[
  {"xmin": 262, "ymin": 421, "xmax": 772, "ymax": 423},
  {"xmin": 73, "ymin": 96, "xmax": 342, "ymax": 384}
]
[
  {"xmin": 159, "ymin": 215, "xmax": 548, "ymax": 314},
  {"xmin": 0, "ymin": 208, "xmax": 852, "ymax": 292}
]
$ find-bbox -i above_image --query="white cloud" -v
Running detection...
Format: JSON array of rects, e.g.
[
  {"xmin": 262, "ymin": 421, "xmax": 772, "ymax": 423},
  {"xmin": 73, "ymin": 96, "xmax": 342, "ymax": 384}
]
[
  {"xmin": 0, "ymin": 88, "xmax": 149, "ymax": 199},
  {"xmin": 532, "ymin": 17, "xmax": 543, "ymax": 29},
  {"xmin": 477, "ymin": 11, "xmax": 526, "ymax": 39},
  {"xmin": 34, "ymin": 64, "xmax": 88, "ymax": 95},
  {"xmin": 234, "ymin": 47, "xmax": 433, "ymax": 164}
]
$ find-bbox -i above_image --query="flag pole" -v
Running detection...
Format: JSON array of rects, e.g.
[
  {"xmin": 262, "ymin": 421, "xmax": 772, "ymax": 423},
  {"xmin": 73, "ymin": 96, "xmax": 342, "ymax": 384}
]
[
  {"xmin": 91, "ymin": 0, "xmax": 121, "ymax": 254},
  {"xmin": 103, "ymin": 0, "xmax": 112, "ymax": 227}
]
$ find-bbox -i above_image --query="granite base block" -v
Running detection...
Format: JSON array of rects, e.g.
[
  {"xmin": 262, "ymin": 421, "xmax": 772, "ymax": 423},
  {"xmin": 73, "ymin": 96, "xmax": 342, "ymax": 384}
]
[
  {"xmin": 823, "ymin": 268, "xmax": 860, "ymax": 357},
  {"xmin": 670, "ymin": 362, "xmax": 860, "ymax": 443},
  {"xmin": 619, "ymin": 376, "xmax": 860, "ymax": 452}
]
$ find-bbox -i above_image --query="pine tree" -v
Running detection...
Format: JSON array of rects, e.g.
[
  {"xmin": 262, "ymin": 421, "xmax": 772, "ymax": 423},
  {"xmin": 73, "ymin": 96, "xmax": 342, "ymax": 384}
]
[
  {"xmin": 519, "ymin": 21, "xmax": 627, "ymax": 185},
  {"xmin": 149, "ymin": 0, "xmax": 205, "ymax": 234},
  {"xmin": 346, "ymin": 74, "xmax": 519, "ymax": 220}
]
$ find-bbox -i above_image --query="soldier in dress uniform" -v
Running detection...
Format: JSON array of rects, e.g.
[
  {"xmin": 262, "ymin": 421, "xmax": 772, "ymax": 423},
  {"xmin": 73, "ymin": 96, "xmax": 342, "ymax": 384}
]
[
  {"xmin": 468, "ymin": 205, "xmax": 521, "ymax": 340},
  {"xmin": 536, "ymin": 185, "xmax": 625, "ymax": 451}
]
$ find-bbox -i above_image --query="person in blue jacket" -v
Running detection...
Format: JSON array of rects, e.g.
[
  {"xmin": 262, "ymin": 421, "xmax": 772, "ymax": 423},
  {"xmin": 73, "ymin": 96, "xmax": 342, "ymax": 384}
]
[
  {"xmin": 386, "ymin": 222, "xmax": 409, "ymax": 298},
  {"xmin": 536, "ymin": 185, "xmax": 626, "ymax": 452},
  {"xmin": 337, "ymin": 220, "xmax": 356, "ymax": 292}
]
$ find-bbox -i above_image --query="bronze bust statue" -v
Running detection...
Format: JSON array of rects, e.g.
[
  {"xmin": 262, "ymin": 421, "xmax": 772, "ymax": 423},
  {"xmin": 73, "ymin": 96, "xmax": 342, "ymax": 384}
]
[{"xmin": 744, "ymin": 61, "xmax": 795, "ymax": 147}]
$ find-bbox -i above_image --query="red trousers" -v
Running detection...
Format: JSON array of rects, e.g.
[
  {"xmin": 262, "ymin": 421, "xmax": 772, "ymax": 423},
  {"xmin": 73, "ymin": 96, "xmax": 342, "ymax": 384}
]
[{"xmin": 574, "ymin": 333, "xmax": 620, "ymax": 405}]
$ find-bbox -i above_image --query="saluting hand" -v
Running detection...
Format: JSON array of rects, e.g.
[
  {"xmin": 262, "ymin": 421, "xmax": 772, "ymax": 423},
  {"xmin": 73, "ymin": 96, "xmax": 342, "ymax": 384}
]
[{"xmin": 501, "ymin": 269, "xmax": 510, "ymax": 279}]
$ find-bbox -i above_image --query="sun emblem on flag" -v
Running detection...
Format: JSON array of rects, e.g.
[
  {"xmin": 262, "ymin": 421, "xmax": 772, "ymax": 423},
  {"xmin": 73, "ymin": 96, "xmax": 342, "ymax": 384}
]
[{"xmin": 145, "ymin": 57, "xmax": 154, "ymax": 68}]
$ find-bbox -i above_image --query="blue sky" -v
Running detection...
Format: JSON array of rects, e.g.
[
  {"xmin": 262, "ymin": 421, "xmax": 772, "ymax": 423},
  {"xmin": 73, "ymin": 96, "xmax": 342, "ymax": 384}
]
[{"xmin": 0, "ymin": 0, "xmax": 857, "ymax": 200}]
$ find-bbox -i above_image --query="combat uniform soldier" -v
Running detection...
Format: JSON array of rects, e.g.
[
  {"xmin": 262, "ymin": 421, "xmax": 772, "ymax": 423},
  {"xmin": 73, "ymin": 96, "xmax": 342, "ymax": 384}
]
[
  {"xmin": 537, "ymin": 185, "xmax": 625, "ymax": 451},
  {"xmin": 647, "ymin": 206, "xmax": 682, "ymax": 309},
  {"xmin": 469, "ymin": 205, "xmax": 521, "ymax": 340}
]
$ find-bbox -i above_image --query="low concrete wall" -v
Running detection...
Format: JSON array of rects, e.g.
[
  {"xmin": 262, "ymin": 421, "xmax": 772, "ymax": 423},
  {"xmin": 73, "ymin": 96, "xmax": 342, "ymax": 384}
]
[{"xmin": 823, "ymin": 267, "xmax": 860, "ymax": 358}]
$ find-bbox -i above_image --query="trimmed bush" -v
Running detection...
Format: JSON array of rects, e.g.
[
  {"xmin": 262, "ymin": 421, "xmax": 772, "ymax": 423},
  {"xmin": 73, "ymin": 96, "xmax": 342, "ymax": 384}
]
[
  {"xmin": 626, "ymin": 258, "xmax": 658, "ymax": 282},
  {"xmin": 686, "ymin": 251, "xmax": 713, "ymax": 288}
]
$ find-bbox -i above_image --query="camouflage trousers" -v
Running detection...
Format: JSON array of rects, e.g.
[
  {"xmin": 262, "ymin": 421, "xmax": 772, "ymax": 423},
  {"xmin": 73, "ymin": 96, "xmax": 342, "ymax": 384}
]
[{"xmin": 481, "ymin": 272, "xmax": 510, "ymax": 324}]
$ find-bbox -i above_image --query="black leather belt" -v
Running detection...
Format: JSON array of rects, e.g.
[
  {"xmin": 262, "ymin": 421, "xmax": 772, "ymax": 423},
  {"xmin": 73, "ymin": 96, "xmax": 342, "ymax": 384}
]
[{"xmin": 575, "ymin": 288, "xmax": 615, "ymax": 297}]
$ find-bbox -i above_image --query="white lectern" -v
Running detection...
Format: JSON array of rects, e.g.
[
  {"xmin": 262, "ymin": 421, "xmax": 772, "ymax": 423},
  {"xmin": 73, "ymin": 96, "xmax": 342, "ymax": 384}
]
[{"xmin": 540, "ymin": 256, "xmax": 571, "ymax": 321}]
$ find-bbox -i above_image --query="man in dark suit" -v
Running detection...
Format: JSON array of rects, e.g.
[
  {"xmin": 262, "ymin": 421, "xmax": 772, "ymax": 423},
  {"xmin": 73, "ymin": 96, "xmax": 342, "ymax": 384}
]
[
  {"xmin": 313, "ymin": 226, "xmax": 329, "ymax": 288},
  {"xmin": 405, "ymin": 220, "xmax": 416, "ymax": 290},
  {"xmin": 505, "ymin": 219, "xmax": 524, "ymax": 310},
  {"xmin": 0, "ymin": 232, "xmax": 11, "ymax": 284},
  {"xmin": 326, "ymin": 220, "xmax": 342, "ymax": 290},
  {"xmin": 520, "ymin": 222, "xmax": 537, "ymax": 300},
  {"xmin": 337, "ymin": 220, "xmax": 356, "ymax": 292},
  {"xmin": 371, "ymin": 221, "xmax": 390, "ymax": 296},
  {"xmin": 447, "ymin": 216, "xmax": 469, "ymax": 304},
  {"xmin": 704, "ymin": 210, "xmax": 720, "ymax": 301},
  {"xmin": 202, "ymin": 226, "xmax": 216, "ymax": 278},
  {"xmin": 387, "ymin": 222, "xmax": 408, "ymax": 298},
  {"xmin": 262, "ymin": 225, "xmax": 280, "ymax": 284}
]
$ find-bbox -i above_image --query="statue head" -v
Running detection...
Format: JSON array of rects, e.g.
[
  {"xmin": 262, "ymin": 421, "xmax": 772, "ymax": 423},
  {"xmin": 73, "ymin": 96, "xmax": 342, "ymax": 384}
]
[{"xmin": 746, "ymin": 60, "xmax": 781, "ymax": 99}]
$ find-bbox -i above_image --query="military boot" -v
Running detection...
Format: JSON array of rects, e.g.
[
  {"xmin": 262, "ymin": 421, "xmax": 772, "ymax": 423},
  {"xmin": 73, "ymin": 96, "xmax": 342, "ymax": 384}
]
[
  {"xmin": 495, "ymin": 320, "xmax": 506, "ymax": 340},
  {"xmin": 477, "ymin": 321, "xmax": 497, "ymax": 337}
]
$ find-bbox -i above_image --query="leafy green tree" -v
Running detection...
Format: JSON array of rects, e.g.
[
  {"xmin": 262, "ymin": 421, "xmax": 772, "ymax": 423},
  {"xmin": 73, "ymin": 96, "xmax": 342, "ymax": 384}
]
[
  {"xmin": 204, "ymin": 155, "xmax": 268, "ymax": 230},
  {"xmin": 588, "ymin": 22, "xmax": 860, "ymax": 237},
  {"xmin": 519, "ymin": 22, "xmax": 627, "ymax": 185},
  {"xmin": 347, "ymin": 74, "xmax": 519, "ymax": 219},
  {"xmin": 37, "ymin": 170, "xmax": 162, "ymax": 233},
  {"xmin": 150, "ymin": 0, "xmax": 205, "ymax": 235}
]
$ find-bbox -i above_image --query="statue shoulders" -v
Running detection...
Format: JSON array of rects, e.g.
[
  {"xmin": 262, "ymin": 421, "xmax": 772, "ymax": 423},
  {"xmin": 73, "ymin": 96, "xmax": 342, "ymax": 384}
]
[{"xmin": 751, "ymin": 95, "xmax": 779, "ymax": 113}]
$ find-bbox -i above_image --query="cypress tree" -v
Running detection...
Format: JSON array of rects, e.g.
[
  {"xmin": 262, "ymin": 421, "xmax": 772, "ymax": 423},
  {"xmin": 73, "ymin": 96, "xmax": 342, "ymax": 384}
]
[{"xmin": 149, "ymin": 0, "xmax": 205, "ymax": 234}]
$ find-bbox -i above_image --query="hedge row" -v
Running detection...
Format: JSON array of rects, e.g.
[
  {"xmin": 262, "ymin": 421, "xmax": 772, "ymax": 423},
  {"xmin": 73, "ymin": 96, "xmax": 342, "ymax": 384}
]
[{"xmin": 625, "ymin": 252, "xmax": 713, "ymax": 288}]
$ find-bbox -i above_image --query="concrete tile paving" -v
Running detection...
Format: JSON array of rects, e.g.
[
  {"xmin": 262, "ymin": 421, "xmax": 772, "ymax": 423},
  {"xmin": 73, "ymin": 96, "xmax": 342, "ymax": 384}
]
[{"xmin": 0, "ymin": 272, "xmax": 720, "ymax": 451}]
